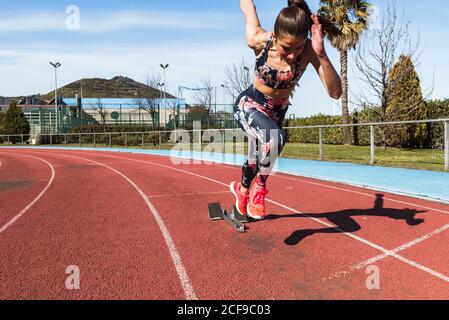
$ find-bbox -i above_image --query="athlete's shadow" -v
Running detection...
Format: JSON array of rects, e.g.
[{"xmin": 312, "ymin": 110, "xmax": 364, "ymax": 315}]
[{"xmin": 263, "ymin": 194, "xmax": 426, "ymax": 246}]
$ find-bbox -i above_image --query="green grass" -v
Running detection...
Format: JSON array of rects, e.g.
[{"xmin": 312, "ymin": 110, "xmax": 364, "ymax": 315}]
[
  {"xmin": 1, "ymin": 141, "xmax": 446, "ymax": 172},
  {"xmin": 281, "ymin": 143, "xmax": 445, "ymax": 171}
]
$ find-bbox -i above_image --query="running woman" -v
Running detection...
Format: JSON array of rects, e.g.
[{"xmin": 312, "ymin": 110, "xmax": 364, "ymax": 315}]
[{"xmin": 231, "ymin": 0, "xmax": 342, "ymax": 220}]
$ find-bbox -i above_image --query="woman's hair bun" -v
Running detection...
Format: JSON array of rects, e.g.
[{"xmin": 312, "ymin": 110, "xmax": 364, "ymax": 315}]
[
  {"xmin": 287, "ymin": 0, "xmax": 311, "ymax": 15},
  {"xmin": 288, "ymin": 0, "xmax": 305, "ymax": 8}
]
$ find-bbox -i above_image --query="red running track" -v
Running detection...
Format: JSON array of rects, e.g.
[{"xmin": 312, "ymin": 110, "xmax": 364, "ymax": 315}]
[{"xmin": 1, "ymin": 148, "xmax": 449, "ymax": 300}]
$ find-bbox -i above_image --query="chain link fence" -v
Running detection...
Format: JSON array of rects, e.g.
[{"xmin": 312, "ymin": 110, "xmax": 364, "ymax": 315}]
[{"xmin": 1, "ymin": 119, "xmax": 448, "ymax": 172}]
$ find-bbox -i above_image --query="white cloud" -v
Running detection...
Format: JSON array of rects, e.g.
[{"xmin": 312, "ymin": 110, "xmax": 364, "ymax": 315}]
[
  {"xmin": 0, "ymin": 40, "xmax": 342, "ymax": 117},
  {"xmin": 0, "ymin": 9, "xmax": 237, "ymax": 32},
  {"xmin": 0, "ymin": 11, "xmax": 65, "ymax": 32},
  {"xmin": 0, "ymin": 40, "xmax": 252, "ymax": 98},
  {"xmin": 0, "ymin": 50, "xmax": 26, "ymax": 58}
]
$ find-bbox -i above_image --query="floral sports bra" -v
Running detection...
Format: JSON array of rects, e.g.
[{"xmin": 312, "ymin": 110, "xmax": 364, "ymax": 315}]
[{"xmin": 254, "ymin": 35, "xmax": 305, "ymax": 90}]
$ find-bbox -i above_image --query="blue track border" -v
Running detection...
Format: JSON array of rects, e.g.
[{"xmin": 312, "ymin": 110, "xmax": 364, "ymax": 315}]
[{"xmin": 2, "ymin": 146, "xmax": 449, "ymax": 205}]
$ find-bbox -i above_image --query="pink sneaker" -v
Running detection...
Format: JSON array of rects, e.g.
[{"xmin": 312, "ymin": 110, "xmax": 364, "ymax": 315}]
[
  {"xmin": 247, "ymin": 182, "xmax": 268, "ymax": 220},
  {"xmin": 230, "ymin": 181, "xmax": 249, "ymax": 216}
]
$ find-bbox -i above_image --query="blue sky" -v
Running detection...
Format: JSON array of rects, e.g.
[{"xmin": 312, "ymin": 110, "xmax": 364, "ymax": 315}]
[{"xmin": 0, "ymin": 0, "xmax": 447, "ymax": 117}]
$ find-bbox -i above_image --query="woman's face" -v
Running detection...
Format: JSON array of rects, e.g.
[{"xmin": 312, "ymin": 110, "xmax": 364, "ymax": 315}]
[{"xmin": 273, "ymin": 34, "xmax": 307, "ymax": 64}]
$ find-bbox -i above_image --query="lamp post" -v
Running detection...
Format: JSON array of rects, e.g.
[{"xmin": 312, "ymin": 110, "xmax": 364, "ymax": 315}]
[
  {"xmin": 158, "ymin": 82, "xmax": 164, "ymax": 128},
  {"xmin": 160, "ymin": 64, "xmax": 169, "ymax": 128},
  {"xmin": 243, "ymin": 66, "xmax": 250, "ymax": 86},
  {"xmin": 50, "ymin": 61, "xmax": 61, "ymax": 133},
  {"xmin": 221, "ymin": 83, "xmax": 235, "ymax": 112},
  {"xmin": 221, "ymin": 83, "xmax": 235, "ymax": 101},
  {"xmin": 221, "ymin": 83, "xmax": 236, "ymax": 128},
  {"xmin": 80, "ymin": 81, "xmax": 85, "ymax": 125},
  {"xmin": 214, "ymin": 86, "xmax": 217, "ymax": 115}
]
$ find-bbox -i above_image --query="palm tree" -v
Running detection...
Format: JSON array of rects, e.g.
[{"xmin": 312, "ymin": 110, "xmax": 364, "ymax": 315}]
[{"xmin": 318, "ymin": 0, "xmax": 370, "ymax": 145}]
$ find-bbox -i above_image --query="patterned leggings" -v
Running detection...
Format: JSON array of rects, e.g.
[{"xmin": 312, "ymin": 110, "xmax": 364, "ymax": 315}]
[{"xmin": 233, "ymin": 85, "xmax": 289, "ymax": 188}]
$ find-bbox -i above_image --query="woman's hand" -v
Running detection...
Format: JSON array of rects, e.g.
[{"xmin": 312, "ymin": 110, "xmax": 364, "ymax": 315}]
[{"xmin": 310, "ymin": 14, "xmax": 326, "ymax": 58}]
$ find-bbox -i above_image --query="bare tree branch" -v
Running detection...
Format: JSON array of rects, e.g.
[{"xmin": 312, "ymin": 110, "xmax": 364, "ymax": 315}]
[
  {"xmin": 354, "ymin": 1, "xmax": 422, "ymax": 123},
  {"xmin": 224, "ymin": 57, "xmax": 253, "ymax": 99},
  {"xmin": 193, "ymin": 77, "xmax": 215, "ymax": 112},
  {"xmin": 133, "ymin": 71, "xmax": 162, "ymax": 129},
  {"xmin": 90, "ymin": 98, "xmax": 107, "ymax": 132}
]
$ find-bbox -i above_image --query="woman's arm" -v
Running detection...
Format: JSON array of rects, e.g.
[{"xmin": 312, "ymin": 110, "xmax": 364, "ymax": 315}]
[
  {"xmin": 308, "ymin": 14, "xmax": 342, "ymax": 99},
  {"xmin": 310, "ymin": 51, "xmax": 343, "ymax": 99},
  {"xmin": 240, "ymin": 0, "xmax": 271, "ymax": 55}
]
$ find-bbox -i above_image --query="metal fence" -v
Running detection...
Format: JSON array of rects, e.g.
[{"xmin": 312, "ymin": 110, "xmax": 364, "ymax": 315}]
[
  {"xmin": 1, "ymin": 118, "xmax": 448, "ymax": 171},
  {"xmin": 285, "ymin": 118, "xmax": 449, "ymax": 170},
  {"xmin": 1, "ymin": 103, "xmax": 238, "ymax": 133}
]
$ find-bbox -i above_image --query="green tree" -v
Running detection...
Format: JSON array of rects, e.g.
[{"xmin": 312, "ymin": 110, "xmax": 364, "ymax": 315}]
[
  {"xmin": 318, "ymin": 0, "xmax": 370, "ymax": 145},
  {"xmin": 0, "ymin": 112, "xmax": 5, "ymax": 134},
  {"xmin": 185, "ymin": 105, "xmax": 209, "ymax": 130},
  {"xmin": 386, "ymin": 55, "xmax": 427, "ymax": 147},
  {"xmin": 4, "ymin": 101, "xmax": 30, "ymax": 144},
  {"xmin": 0, "ymin": 112, "xmax": 5, "ymax": 143},
  {"xmin": 426, "ymin": 99, "xmax": 449, "ymax": 148}
]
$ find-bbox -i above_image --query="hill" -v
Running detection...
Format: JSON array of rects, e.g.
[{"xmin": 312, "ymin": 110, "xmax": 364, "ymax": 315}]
[{"xmin": 39, "ymin": 76, "xmax": 175, "ymax": 100}]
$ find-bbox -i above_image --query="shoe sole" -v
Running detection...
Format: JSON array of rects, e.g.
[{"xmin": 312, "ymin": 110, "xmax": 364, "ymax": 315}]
[
  {"xmin": 245, "ymin": 180, "xmax": 265, "ymax": 220},
  {"xmin": 229, "ymin": 182, "xmax": 247, "ymax": 216},
  {"xmin": 246, "ymin": 204, "xmax": 265, "ymax": 220}
]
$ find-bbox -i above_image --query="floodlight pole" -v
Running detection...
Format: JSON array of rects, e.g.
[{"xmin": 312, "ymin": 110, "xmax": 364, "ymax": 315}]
[
  {"xmin": 160, "ymin": 64, "xmax": 169, "ymax": 128},
  {"xmin": 158, "ymin": 82, "xmax": 164, "ymax": 128},
  {"xmin": 50, "ymin": 61, "xmax": 61, "ymax": 133}
]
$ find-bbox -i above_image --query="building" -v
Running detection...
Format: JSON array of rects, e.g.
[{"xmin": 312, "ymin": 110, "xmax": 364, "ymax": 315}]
[
  {"xmin": 62, "ymin": 97, "xmax": 186, "ymax": 128},
  {"xmin": 0, "ymin": 95, "xmax": 186, "ymax": 139}
]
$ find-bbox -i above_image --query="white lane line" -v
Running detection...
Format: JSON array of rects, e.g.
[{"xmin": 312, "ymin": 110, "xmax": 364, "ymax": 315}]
[
  {"xmin": 148, "ymin": 190, "xmax": 230, "ymax": 198},
  {"xmin": 0, "ymin": 153, "xmax": 55, "ymax": 234},
  {"xmin": 65, "ymin": 151, "xmax": 449, "ymax": 284},
  {"xmin": 20, "ymin": 149, "xmax": 449, "ymax": 214},
  {"xmin": 267, "ymin": 199, "xmax": 449, "ymax": 284},
  {"xmin": 327, "ymin": 223, "xmax": 449, "ymax": 280},
  {"xmin": 47, "ymin": 153, "xmax": 198, "ymax": 300},
  {"xmin": 275, "ymin": 174, "xmax": 449, "ymax": 215}
]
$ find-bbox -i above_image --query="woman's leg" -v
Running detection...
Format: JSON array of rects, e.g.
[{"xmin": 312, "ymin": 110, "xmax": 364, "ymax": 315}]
[
  {"xmin": 234, "ymin": 107, "xmax": 285, "ymax": 219},
  {"xmin": 241, "ymin": 159, "xmax": 258, "ymax": 190},
  {"xmin": 234, "ymin": 106, "xmax": 286, "ymax": 188},
  {"xmin": 249, "ymin": 109, "xmax": 286, "ymax": 187}
]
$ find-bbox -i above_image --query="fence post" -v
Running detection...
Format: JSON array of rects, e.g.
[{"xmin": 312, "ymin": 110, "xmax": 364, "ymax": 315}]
[
  {"xmin": 21, "ymin": 134, "xmax": 24, "ymax": 145},
  {"xmin": 79, "ymin": 133, "xmax": 81, "ymax": 147},
  {"xmin": 142, "ymin": 133, "xmax": 144, "ymax": 149},
  {"xmin": 199, "ymin": 129, "xmax": 202, "ymax": 153},
  {"xmin": 109, "ymin": 133, "xmax": 111, "ymax": 148},
  {"xmin": 159, "ymin": 131, "xmax": 162, "ymax": 149},
  {"xmin": 319, "ymin": 127, "xmax": 323, "ymax": 161},
  {"xmin": 64, "ymin": 133, "xmax": 67, "ymax": 145},
  {"xmin": 125, "ymin": 133, "xmax": 128, "ymax": 148},
  {"xmin": 222, "ymin": 130, "xmax": 225, "ymax": 153},
  {"xmin": 94, "ymin": 133, "xmax": 96, "ymax": 148},
  {"xmin": 370, "ymin": 125, "xmax": 375, "ymax": 165},
  {"xmin": 445, "ymin": 121, "xmax": 448, "ymax": 172},
  {"xmin": 50, "ymin": 134, "xmax": 53, "ymax": 145}
]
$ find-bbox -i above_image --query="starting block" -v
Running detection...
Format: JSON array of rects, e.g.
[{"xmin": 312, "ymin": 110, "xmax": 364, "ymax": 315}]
[{"xmin": 208, "ymin": 202, "xmax": 249, "ymax": 233}]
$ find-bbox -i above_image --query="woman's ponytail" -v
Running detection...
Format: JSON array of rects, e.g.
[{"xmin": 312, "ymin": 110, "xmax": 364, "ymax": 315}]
[
  {"xmin": 288, "ymin": 0, "xmax": 312, "ymax": 16},
  {"xmin": 274, "ymin": 0, "xmax": 340, "ymax": 38}
]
